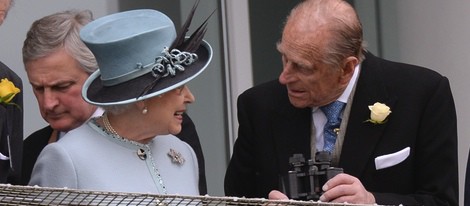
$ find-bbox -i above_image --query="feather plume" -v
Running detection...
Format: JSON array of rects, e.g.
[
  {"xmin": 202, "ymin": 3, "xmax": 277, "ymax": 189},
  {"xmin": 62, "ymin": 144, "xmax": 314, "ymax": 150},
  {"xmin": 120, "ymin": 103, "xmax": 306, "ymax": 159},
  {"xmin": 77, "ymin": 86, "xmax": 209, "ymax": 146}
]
[
  {"xmin": 169, "ymin": 0, "xmax": 199, "ymax": 50},
  {"xmin": 137, "ymin": 1, "xmax": 214, "ymax": 99},
  {"xmin": 169, "ymin": 0, "xmax": 216, "ymax": 52}
]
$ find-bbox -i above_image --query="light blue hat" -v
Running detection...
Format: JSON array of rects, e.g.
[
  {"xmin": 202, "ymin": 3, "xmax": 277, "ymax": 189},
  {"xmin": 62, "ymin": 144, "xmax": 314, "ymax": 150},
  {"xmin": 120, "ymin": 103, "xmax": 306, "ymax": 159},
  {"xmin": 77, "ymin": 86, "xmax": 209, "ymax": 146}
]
[{"xmin": 81, "ymin": 8, "xmax": 212, "ymax": 106}]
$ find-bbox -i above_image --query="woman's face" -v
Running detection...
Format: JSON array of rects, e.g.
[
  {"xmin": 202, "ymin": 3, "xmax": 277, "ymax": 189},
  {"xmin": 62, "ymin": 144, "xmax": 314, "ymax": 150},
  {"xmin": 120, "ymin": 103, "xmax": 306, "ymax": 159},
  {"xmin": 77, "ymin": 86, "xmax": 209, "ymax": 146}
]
[{"xmin": 146, "ymin": 85, "xmax": 195, "ymax": 135}]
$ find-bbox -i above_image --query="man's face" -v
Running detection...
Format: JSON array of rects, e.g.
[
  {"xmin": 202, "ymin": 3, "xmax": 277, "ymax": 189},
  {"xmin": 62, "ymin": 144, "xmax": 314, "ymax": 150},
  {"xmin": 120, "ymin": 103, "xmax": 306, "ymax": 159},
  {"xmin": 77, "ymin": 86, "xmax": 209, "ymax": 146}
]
[
  {"xmin": 277, "ymin": 22, "xmax": 346, "ymax": 108},
  {"xmin": 26, "ymin": 48, "xmax": 96, "ymax": 132},
  {"xmin": 0, "ymin": 0, "xmax": 11, "ymax": 26}
]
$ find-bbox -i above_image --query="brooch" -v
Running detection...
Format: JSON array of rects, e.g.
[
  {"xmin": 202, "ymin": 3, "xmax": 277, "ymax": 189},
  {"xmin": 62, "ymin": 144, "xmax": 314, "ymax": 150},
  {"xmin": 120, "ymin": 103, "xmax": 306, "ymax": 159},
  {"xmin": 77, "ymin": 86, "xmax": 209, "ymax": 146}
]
[
  {"xmin": 137, "ymin": 148, "xmax": 147, "ymax": 160},
  {"xmin": 168, "ymin": 149, "xmax": 185, "ymax": 165}
]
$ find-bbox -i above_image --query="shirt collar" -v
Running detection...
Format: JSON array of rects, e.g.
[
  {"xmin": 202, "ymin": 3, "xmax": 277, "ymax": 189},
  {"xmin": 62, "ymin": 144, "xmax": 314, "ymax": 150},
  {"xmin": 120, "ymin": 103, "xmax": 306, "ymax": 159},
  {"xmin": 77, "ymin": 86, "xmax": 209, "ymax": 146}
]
[{"xmin": 338, "ymin": 63, "xmax": 360, "ymax": 104}]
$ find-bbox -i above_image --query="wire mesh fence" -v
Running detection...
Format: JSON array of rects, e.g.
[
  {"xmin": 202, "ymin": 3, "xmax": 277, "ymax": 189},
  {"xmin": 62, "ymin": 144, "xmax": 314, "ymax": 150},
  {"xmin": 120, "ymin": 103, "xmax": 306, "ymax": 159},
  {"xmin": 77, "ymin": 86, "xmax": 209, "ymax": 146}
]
[{"xmin": 0, "ymin": 184, "xmax": 379, "ymax": 206}]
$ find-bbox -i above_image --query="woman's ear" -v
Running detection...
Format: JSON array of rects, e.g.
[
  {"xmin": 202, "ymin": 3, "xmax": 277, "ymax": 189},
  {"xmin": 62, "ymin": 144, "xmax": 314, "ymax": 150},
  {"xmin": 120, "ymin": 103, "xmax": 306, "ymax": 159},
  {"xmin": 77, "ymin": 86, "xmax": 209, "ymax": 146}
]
[
  {"xmin": 135, "ymin": 100, "xmax": 149, "ymax": 115},
  {"xmin": 136, "ymin": 100, "xmax": 146, "ymax": 110}
]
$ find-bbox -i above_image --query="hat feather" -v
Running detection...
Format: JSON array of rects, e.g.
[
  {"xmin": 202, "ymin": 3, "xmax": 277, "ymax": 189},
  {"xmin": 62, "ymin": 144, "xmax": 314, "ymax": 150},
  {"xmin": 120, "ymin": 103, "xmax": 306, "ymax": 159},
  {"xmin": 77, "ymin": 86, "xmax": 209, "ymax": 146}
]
[
  {"xmin": 137, "ymin": 1, "xmax": 214, "ymax": 98},
  {"xmin": 170, "ymin": 0, "xmax": 215, "ymax": 53}
]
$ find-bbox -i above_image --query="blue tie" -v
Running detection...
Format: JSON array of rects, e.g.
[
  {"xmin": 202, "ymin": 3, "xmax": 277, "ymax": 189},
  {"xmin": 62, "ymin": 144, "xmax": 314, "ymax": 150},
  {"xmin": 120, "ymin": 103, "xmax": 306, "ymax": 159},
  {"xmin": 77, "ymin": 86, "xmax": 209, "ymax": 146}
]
[{"xmin": 320, "ymin": 101, "xmax": 346, "ymax": 152}]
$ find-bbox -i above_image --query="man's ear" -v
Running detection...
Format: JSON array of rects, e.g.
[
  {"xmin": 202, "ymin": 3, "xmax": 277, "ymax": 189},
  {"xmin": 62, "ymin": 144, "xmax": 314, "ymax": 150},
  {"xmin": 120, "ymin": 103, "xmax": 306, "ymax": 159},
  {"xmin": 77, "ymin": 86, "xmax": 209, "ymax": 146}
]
[{"xmin": 339, "ymin": 56, "xmax": 358, "ymax": 84}]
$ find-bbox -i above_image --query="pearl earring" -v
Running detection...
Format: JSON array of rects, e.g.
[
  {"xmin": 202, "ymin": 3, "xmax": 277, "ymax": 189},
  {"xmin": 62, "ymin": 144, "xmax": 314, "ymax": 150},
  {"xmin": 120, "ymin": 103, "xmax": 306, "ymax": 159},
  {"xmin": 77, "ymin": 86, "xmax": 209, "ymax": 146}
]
[{"xmin": 142, "ymin": 107, "xmax": 148, "ymax": 115}]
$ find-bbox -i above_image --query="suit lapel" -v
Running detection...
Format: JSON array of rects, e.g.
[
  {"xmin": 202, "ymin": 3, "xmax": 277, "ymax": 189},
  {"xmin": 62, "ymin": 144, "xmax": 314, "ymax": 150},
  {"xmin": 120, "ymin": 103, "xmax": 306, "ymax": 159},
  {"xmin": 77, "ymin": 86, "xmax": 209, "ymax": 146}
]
[
  {"xmin": 0, "ymin": 106, "xmax": 14, "ymax": 171},
  {"xmin": 0, "ymin": 107, "xmax": 7, "ymax": 157},
  {"xmin": 339, "ymin": 52, "xmax": 397, "ymax": 177}
]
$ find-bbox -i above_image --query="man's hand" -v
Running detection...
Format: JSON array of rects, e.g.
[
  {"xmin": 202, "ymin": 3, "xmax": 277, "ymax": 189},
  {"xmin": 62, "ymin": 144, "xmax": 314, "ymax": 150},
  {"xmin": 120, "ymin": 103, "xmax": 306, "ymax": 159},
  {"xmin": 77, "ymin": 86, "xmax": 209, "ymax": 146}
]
[{"xmin": 319, "ymin": 173, "xmax": 375, "ymax": 204}]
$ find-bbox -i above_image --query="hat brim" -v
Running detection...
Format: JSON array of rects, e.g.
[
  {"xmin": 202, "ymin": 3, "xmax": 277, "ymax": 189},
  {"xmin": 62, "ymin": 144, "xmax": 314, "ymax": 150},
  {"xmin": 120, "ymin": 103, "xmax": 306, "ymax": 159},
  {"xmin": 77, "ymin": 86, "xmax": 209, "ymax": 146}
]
[{"xmin": 82, "ymin": 40, "xmax": 212, "ymax": 106}]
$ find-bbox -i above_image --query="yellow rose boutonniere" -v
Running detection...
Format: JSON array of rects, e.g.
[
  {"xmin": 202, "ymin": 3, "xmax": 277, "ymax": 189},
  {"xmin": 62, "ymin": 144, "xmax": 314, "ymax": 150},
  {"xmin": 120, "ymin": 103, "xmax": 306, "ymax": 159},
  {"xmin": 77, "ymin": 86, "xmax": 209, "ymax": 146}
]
[
  {"xmin": 365, "ymin": 102, "xmax": 391, "ymax": 124},
  {"xmin": 0, "ymin": 78, "xmax": 21, "ymax": 109}
]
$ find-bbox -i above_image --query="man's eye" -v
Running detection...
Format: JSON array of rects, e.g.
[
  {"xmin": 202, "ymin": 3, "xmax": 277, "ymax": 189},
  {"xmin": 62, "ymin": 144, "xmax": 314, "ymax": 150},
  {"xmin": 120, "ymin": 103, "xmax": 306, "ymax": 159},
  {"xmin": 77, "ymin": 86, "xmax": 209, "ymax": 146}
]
[
  {"xmin": 33, "ymin": 86, "xmax": 44, "ymax": 93},
  {"xmin": 295, "ymin": 63, "xmax": 315, "ymax": 74},
  {"xmin": 299, "ymin": 66, "xmax": 311, "ymax": 73},
  {"xmin": 54, "ymin": 83, "xmax": 73, "ymax": 91}
]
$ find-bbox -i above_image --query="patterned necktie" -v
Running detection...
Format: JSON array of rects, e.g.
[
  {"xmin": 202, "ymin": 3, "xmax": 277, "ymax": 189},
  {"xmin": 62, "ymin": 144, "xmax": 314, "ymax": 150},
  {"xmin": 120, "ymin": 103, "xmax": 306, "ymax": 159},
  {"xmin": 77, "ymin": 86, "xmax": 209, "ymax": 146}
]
[{"xmin": 320, "ymin": 101, "xmax": 346, "ymax": 152}]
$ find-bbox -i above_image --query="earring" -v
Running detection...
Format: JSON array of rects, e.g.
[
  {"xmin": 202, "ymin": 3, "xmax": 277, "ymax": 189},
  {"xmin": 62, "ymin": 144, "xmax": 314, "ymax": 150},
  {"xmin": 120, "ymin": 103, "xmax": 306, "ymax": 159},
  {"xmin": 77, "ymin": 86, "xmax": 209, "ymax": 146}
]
[{"xmin": 142, "ymin": 107, "xmax": 148, "ymax": 115}]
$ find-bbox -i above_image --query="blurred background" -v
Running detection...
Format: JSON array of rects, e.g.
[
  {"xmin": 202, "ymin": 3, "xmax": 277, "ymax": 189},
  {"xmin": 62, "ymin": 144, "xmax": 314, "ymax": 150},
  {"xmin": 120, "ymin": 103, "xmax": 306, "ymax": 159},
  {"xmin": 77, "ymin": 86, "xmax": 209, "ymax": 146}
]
[{"xmin": 1, "ymin": 0, "xmax": 468, "ymax": 205}]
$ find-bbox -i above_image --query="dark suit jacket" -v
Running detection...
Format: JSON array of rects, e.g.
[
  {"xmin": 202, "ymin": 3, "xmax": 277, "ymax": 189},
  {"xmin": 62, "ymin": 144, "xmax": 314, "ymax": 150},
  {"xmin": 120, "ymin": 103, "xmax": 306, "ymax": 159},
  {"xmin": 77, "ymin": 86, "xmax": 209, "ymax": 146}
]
[
  {"xmin": 22, "ymin": 113, "xmax": 207, "ymax": 194},
  {"xmin": 0, "ymin": 61, "xmax": 23, "ymax": 184},
  {"xmin": 224, "ymin": 52, "xmax": 458, "ymax": 206}
]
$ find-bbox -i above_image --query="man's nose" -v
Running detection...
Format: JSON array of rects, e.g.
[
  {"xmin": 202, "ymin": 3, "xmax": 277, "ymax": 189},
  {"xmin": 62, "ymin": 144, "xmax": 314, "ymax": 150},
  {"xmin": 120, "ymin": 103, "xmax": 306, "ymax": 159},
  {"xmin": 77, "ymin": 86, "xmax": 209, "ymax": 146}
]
[
  {"xmin": 42, "ymin": 89, "xmax": 59, "ymax": 110},
  {"xmin": 279, "ymin": 62, "xmax": 295, "ymax": 84}
]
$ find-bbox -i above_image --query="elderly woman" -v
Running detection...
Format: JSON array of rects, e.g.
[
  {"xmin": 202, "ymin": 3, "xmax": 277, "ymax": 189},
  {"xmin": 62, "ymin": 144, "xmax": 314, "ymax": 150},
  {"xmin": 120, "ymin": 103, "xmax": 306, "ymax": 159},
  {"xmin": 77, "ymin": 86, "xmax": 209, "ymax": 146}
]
[{"xmin": 29, "ymin": 5, "xmax": 212, "ymax": 195}]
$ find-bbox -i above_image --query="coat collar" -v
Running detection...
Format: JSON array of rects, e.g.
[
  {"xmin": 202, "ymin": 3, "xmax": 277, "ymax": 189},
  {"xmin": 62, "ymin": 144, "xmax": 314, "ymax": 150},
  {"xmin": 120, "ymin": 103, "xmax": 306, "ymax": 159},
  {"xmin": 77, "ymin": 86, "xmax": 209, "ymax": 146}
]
[{"xmin": 339, "ymin": 51, "xmax": 397, "ymax": 177}]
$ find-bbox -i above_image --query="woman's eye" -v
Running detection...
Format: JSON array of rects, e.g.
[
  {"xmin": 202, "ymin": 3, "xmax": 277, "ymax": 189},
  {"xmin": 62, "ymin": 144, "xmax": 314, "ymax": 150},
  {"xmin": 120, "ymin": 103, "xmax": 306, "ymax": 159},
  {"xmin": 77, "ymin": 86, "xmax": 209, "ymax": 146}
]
[{"xmin": 177, "ymin": 85, "xmax": 186, "ymax": 94}]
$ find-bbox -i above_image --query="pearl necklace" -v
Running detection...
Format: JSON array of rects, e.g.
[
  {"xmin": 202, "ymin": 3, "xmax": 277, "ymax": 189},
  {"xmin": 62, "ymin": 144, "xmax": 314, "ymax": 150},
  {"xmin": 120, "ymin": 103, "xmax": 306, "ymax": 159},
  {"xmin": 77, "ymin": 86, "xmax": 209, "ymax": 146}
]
[
  {"xmin": 101, "ymin": 113, "xmax": 119, "ymax": 137},
  {"xmin": 101, "ymin": 113, "xmax": 167, "ymax": 194}
]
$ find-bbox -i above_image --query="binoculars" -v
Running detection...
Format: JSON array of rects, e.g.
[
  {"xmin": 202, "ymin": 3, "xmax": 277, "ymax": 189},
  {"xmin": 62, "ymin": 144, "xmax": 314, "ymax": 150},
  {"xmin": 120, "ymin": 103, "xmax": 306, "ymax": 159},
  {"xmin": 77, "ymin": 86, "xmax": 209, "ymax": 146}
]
[{"xmin": 280, "ymin": 152, "xmax": 343, "ymax": 201}]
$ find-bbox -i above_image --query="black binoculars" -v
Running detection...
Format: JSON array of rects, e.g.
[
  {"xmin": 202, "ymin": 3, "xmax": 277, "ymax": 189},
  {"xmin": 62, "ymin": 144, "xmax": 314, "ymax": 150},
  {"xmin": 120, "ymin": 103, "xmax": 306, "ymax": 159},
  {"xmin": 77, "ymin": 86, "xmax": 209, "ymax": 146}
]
[{"xmin": 280, "ymin": 152, "xmax": 343, "ymax": 201}]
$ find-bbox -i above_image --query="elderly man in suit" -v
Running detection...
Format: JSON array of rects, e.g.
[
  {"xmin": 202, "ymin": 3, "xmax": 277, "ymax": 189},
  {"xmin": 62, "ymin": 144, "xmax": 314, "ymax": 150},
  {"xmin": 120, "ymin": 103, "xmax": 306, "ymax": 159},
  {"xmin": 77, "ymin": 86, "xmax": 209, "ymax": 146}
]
[
  {"xmin": 0, "ymin": 0, "xmax": 23, "ymax": 184},
  {"xmin": 224, "ymin": 0, "xmax": 458, "ymax": 205}
]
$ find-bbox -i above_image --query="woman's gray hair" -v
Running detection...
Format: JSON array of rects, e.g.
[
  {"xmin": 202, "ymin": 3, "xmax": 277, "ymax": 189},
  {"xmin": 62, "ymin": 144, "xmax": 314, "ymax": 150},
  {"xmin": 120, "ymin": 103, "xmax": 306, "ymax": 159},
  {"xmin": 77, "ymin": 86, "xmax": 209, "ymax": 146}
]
[
  {"xmin": 22, "ymin": 9, "xmax": 97, "ymax": 74},
  {"xmin": 102, "ymin": 104, "xmax": 134, "ymax": 115}
]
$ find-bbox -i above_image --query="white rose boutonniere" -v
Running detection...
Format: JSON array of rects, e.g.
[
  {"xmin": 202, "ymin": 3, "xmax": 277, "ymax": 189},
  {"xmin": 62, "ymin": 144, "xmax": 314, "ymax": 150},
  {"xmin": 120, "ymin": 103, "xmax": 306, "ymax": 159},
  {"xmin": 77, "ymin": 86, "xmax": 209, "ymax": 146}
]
[{"xmin": 365, "ymin": 102, "xmax": 391, "ymax": 124}]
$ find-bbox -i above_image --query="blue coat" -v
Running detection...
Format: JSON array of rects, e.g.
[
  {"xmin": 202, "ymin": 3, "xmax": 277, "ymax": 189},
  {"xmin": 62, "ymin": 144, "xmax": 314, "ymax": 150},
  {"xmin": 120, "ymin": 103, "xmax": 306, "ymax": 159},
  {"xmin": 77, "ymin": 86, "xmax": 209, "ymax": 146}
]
[
  {"xmin": 22, "ymin": 113, "xmax": 207, "ymax": 194},
  {"xmin": 30, "ymin": 119, "xmax": 199, "ymax": 195}
]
